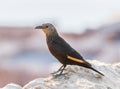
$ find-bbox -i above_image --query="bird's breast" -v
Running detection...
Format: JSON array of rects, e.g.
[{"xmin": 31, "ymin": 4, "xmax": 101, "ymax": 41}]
[{"xmin": 47, "ymin": 41, "xmax": 67, "ymax": 63}]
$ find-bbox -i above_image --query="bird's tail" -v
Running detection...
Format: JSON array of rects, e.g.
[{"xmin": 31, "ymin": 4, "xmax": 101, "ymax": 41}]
[
  {"xmin": 90, "ymin": 67, "xmax": 104, "ymax": 76},
  {"xmin": 67, "ymin": 55, "xmax": 104, "ymax": 76}
]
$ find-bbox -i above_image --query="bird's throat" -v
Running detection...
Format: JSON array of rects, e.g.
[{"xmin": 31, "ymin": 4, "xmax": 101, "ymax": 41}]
[{"xmin": 46, "ymin": 33, "xmax": 59, "ymax": 43}]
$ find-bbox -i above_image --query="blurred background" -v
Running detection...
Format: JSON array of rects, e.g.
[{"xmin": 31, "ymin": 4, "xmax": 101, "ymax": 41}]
[{"xmin": 0, "ymin": 0, "xmax": 120, "ymax": 87}]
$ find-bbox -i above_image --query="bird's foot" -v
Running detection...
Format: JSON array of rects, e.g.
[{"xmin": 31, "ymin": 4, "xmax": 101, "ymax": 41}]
[
  {"xmin": 52, "ymin": 73, "xmax": 67, "ymax": 78},
  {"xmin": 51, "ymin": 69, "xmax": 67, "ymax": 75},
  {"xmin": 51, "ymin": 71, "xmax": 60, "ymax": 75}
]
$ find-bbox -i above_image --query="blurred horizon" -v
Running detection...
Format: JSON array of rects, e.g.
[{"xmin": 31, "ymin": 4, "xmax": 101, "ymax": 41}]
[{"xmin": 0, "ymin": 0, "xmax": 120, "ymax": 33}]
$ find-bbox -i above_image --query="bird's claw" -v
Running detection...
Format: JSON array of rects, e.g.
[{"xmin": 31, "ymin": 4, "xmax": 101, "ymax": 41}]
[
  {"xmin": 52, "ymin": 73, "xmax": 67, "ymax": 78},
  {"xmin": 51, "ymin": 71, "xmax": 59, "ymax": 75}
]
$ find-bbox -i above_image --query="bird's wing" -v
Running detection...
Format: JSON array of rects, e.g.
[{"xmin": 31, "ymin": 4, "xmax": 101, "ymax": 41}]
[
  {"xmin": 50, "ymin": 36, "xmax": 84, "ymax": 60},
  {"xmin": 67, "ymin": 55, "xmax": 91, "ymax": 66},
  {"xmin": 49, "ymin": 36, "xmax": 91, "ymax": 66},
  {"xmin": 67, "ymin": 55, "xmax": 84, "ymax": 63}
]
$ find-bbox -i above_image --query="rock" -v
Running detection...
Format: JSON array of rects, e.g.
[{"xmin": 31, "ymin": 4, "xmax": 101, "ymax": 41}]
[
  {"xmin": 22, "ymin": 60, "xmax": 120, "ymax": 89},
  {"xmin": 2, "ymin": 83, "xmax": 22, "ymax": 89}
]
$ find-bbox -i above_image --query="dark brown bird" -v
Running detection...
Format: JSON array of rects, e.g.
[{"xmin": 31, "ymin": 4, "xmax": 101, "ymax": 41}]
[{"xmin": 35, "ymin": 23, "xmax": 104, "ymax": 76}]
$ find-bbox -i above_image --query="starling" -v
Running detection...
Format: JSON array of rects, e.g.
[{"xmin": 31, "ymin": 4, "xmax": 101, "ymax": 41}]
[{"xmin": 35, "ymin": 23, "xmax": 104, "ymax": 76}]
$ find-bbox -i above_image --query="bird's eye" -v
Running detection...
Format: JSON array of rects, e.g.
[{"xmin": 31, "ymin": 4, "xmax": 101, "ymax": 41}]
[{"xmin": 46, "ymin": 26, "xmax": 48, "ymax": 28}]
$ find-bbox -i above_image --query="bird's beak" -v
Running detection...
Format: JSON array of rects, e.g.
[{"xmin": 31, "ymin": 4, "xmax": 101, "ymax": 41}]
[{"xmin": 35, "ymin": 26, "xmax": 42, "ymax": 29}]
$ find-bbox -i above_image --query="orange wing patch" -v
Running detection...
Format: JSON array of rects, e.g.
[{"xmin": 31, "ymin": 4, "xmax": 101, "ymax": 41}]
[{"xmin": 67, "ymin": 55, "xmax": 84, "ymax": 63}]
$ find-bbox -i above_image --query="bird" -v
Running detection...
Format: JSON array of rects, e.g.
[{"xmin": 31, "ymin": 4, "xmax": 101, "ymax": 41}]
[{"xmin": 35, "ymin": 23, "xmax": 104, "ymax": 76}]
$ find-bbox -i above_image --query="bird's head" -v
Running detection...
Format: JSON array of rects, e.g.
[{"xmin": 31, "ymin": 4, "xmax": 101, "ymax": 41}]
[{"xmin": 35, "ymin": 23, "xmax": 58, "ymax": 36}]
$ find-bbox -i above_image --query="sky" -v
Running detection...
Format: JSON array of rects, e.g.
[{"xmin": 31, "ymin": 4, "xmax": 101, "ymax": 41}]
[{"xmin": 0, "ymin": 0, "xmax": 120, "ymax": 33}]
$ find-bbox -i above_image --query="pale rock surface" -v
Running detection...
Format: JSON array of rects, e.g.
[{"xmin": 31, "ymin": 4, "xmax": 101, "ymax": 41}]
[
  {"xmin": 2, "ymin": 60, "xmax": 120, "ymax": 89},
  {"xmin": 23, "ymin": 60, "xmax": 120, "ymax": 89},
  {"xmin": 1, "ymin": 83, "xmax": 22, "ymax": 89}
]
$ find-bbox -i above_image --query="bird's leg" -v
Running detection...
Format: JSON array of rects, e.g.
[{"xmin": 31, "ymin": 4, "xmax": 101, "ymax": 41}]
[
  {"xmin": 51, "ymin": 65, "xmax": 64, "ymax": 74},
  {"xmin": 52, "ymin": 65, "xmax": 67, "ymax": 78},
  {"xmin": 59, "ymin": 65, "xmax": 66, "ymax": 75}
]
